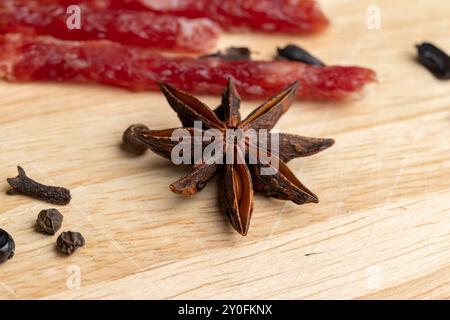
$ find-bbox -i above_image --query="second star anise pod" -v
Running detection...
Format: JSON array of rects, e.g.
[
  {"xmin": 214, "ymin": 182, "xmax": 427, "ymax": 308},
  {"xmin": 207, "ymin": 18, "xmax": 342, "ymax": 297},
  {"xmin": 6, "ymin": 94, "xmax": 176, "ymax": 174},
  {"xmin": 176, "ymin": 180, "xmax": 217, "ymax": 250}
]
[{"xmin": 135, "ymin": 79, "xmax": 334, "ymax": 236}]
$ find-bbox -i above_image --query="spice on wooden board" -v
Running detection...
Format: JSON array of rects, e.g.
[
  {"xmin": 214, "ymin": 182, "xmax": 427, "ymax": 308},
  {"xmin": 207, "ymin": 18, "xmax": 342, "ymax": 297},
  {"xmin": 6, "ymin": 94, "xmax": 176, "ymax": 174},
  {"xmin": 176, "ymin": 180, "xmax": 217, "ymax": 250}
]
[
  {"xmin": 134, "ymin": 79, "xmax": 334, "ymax": 236},
  {"xmin": 0, "ymin": 229, "xmax": 15, "ymax": 264},
  {"xmin": 6, "ymin": 166, "xmax": 71, "ymax": 205},
  {"xmin": 276, "ymin": 44, "xmax": 325, "ymax": 66},
  {"xmin": 36, "ymin": 209, "xmax": 64, "ymax": 235},
  {"xmin": 122, "ymin": 124, "xmax": 150, "ymax": 155},
  {"xmin": 56, "ymin": 231, "xmax": 85, "ymax": 255},
  {"xmin": 416, "ymin": 42, "xmax": 450, "ymax": 80}
]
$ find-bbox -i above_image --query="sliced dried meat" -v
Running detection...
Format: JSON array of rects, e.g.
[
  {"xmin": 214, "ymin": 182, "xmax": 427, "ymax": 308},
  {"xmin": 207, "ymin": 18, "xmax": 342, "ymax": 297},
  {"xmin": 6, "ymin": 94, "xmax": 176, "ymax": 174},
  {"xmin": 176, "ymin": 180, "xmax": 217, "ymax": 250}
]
[
  {"xmin": 0, "ymin": 35, "xmax": 376, "ymax": 101},
  {"xmin": 52, "ymin": 0, "xmax": 329, "ymax": 34},
  {"xmin": 0, "ymin": 0, "xmax": 220, "ymax": 52}
]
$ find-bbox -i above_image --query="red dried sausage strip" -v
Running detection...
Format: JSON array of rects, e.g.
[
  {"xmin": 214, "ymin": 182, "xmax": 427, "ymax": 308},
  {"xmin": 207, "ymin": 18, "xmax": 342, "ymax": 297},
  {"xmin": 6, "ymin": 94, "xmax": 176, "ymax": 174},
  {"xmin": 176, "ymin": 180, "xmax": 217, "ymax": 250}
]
[
  {"xmin": 53, "ymin": 0, "xmax": 329, "ymax": 34},
  {"xmin": 0, "ymin": 0, "xmax": 220, "ymax": 52},
  {"xmin": 0, "ymin": 35, "xmax": 376, "ymax": 101}
]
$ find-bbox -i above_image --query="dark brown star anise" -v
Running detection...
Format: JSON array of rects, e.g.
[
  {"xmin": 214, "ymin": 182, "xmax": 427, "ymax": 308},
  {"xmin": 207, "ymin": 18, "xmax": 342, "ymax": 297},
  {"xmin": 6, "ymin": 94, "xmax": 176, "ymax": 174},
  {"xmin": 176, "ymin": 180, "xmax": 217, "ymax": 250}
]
[{"xmin": 135, "ymin": 79, "xmax": 334, "ymax": 236}]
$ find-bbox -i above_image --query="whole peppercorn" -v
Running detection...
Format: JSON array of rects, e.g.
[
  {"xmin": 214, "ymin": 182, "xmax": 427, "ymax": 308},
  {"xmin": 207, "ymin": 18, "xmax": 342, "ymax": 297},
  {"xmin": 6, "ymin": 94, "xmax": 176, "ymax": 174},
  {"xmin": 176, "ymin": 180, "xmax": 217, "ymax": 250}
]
[
  {"xmin": 0, "ymin": 229, "xmax": 15, "ymax": 264},
  {"xmin": 122, "ymin": 124, "xmax": 149, "ymax": 155},
  {"xmin": 36, "ymin": 209, "xmax": 64, "ymax": 235},
  {"xmin": 276, "ymin": 44, "xmax": 325, "ymax": 66},
  {"xmin": 56, "ymin": 231, "xmax": 85, "ymax": 255},
  {"xmin": 416, "ymin": 42, "xmax": 450, "ymax": 80}
]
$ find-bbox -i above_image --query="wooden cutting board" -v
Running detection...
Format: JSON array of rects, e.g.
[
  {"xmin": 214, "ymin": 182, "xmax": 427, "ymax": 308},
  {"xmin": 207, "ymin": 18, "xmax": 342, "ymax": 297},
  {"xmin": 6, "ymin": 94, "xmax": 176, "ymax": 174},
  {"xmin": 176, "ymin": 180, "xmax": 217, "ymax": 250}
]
[{"xmin": 0, "ymin": 0, "xmax": 449, "ymax": 299}]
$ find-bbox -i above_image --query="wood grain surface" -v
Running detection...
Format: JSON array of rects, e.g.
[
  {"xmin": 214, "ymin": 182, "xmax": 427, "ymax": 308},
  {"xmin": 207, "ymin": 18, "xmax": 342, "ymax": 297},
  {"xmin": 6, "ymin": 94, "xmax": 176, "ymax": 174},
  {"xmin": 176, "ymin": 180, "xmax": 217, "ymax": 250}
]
[{"xmin": 0, "ymin": 0, "xmax": 449, "ymax": 299}]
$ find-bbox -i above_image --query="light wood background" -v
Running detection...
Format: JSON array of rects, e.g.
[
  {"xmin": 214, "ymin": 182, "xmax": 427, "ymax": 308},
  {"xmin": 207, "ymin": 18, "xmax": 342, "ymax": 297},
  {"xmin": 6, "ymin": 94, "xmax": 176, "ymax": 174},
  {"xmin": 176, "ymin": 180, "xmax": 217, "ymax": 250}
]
[{"xmin": 0, "ymin": 0, "xmax": 449, "ymax": 300}]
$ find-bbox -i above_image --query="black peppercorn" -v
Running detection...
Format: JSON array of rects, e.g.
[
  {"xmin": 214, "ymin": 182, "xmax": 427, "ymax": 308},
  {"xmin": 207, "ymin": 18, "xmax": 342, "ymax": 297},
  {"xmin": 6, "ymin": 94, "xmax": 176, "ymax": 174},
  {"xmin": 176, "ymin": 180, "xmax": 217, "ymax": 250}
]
[
  {"xmin": 122, "ymin": 124, "xmax": 150, "ymax": 155},
  {"xmin": 416, "ymin": 42, "xmax": 450, "ymax": 80},
  {"xmin": 200, "ymin": 47, "xmax": 252, "ymax": 61},
  {"xmin": 276, "ymin": 44, "xmax": 325, "ymax": 66},
  {"xmin": 0, "ymin": 229, "xmax": 15, "ymax": 264},
  {"xmin": 36, "ymin": 209, "xmax": 64, "ymax": 235},
  {"xmin": 56, "ymin": 231, "xmax": 85, "ymax": 255}
]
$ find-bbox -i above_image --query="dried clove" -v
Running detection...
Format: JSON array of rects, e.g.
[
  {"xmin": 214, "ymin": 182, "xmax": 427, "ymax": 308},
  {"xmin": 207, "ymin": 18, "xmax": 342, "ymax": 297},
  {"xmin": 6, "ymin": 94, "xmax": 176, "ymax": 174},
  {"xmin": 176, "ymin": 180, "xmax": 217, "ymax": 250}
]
[
  {"xmin": 122, "ymin": 123, "xmax": 150, "ymax": 155},
  {"xmin": 56, "ymin": 231, "xmax": 85, "ymax": 255},
  {"xmin": 201, "ymin": 47, "xmax": 252, "ymax": 61},
  {"xmin": 36, "ymin": 209, "xmax": 64, "ymax": 235},
  {"xmin": 416, "ymin": 42, "xmax": 450, "ymax": 80},
  {"xmin": 6, "ymin": 166, "xmax": 71, "ymax": 205},
  {"xmin": 276, "ymin": 44, "xmax": 325, "ymax": 66},
  {"xmin": 0, "ymin": 229, "xmax": 15, "ymax": 264}
]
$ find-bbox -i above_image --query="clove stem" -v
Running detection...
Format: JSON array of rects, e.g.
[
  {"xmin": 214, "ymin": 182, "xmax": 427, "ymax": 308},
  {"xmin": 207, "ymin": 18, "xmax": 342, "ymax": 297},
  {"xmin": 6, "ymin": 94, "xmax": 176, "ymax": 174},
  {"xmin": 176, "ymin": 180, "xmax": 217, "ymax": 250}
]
[{"xmin": 6, "ymin": 166, "xmax": 71, "ymax": 205}]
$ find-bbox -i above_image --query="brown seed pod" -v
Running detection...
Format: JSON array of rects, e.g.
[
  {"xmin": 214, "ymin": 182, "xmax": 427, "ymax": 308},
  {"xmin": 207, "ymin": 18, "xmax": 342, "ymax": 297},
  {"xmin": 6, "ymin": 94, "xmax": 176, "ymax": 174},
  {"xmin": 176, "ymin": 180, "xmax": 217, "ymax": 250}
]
[
  {"xmin": 36, "ymin": 209, "xmax": 64, "ymax": 235},
  {"xmin": 56, "ymin": 231, "xmax": 85, "ymax": 255},
  {"xmin": 122, "ymin": 124, "xmax": 150, "ymax": 155}
]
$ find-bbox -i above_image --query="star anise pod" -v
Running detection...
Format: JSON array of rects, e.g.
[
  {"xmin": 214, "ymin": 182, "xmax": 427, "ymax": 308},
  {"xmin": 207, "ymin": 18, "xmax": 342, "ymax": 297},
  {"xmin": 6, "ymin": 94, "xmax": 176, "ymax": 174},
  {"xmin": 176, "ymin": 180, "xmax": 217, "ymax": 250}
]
[{"xmin": 135, "ymin": 79, "xmax": 334, "ymax": 236}]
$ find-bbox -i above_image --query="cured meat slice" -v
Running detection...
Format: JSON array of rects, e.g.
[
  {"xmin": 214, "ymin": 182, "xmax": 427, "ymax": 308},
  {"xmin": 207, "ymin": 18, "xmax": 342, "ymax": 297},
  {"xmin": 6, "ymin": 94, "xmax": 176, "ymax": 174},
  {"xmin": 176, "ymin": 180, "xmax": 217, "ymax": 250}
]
[
  {"xmin": 0, "ymin": 35, "xmax": 376, "ymax": 101},
  {"xmin": 0, "ymin": 1, "xmax": 220, "ymax": 52},
  {"xmin": 53, "ymin": 0, "xmax": 329, "ymax": 34}
]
